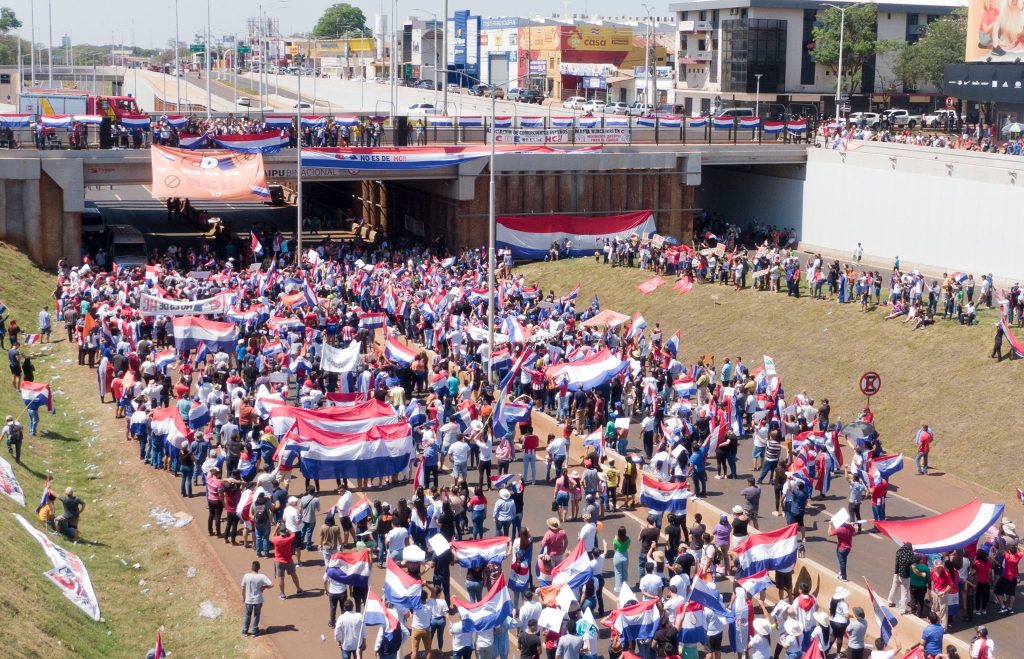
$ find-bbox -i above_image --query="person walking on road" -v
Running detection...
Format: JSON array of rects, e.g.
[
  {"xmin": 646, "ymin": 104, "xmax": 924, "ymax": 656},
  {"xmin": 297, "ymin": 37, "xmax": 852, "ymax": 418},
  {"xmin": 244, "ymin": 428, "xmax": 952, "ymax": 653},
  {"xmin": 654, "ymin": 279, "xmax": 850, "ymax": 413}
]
[
  {"xmin": 334, "ymin": 599, "xmax": 366, "ymax": 659},
  {"xmin": 915, "ymin": 425, "xmax": 934, "ymax": 475},
  {"xmin": 241, "ymin": 560, "xmax": 272, "ymax": 637},
  {"xmin": 270, "ymin": 524, "xmax": 303, "ymax": 600},
  {"xmin": 888, "ymin": 542, "xmax": 914, "ymax": 613},
  {"xmin": 829, "ymin": 518, "xmax": 855, "ymax": 582}
]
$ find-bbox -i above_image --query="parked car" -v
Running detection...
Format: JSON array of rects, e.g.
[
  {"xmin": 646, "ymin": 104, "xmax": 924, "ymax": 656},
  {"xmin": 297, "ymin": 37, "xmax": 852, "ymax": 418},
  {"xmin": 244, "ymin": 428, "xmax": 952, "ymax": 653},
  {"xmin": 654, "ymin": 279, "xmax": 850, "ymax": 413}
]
[
  {"xmin": 81, "ymin": 202, "xmax": 105, "ymax": 236},
  {"xmin": 447, "ymin": 83, "xmax": 462, "ymax": 94},
  {"xmin": 582, "ymin": 99, "xmax": 606, "ymax": 113},
  {"xmin": 717, "ymin": 107, "xmax": 755, "ymax": 118},
  {"xmin": 626, "ymin": 102, "xmax": 653, "ymax": 116},
  {"xmin": 563, "ymin": 96, "xmax": 587, "ymax": 109},
  {"xmin": 292, "ymin": 102, "xmax": 312, "ymax": 109},
  {"xmin": 406, "ymin": 102, "xmax": 439, "ymax": 116},
  {"xmin": 519, "ymin": 89, "xmax": 545, "ymax": 104},
  {"xmin": 106, "ymin": 224, "xmax": 148, "ymax": 269},
  {"xmin": 922, "ymin": 109, "xmax": 958, "ymax": 128},
  {"xmin": 417, "ymin": 79, "xmax": 438, "ymax": 90},
  {"xmin": 654, "ymin": 103, "xmax": 684, "ymax": 117},
  {"xmin": 604, "ymin": 101, "xmax": 630, "ymax": 115},
  {"xmin": 470, "ymin": 84, "xmax": 504, "ymax": 98},
  {"xmin": 848, "ymin": 111, "xmax": 880, "ymax": 128}
]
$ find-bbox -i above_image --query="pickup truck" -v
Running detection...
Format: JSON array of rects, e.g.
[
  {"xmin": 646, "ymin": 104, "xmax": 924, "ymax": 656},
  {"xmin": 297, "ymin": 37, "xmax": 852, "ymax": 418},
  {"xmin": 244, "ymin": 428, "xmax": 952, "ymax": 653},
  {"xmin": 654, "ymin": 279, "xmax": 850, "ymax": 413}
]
[
  {"xmin": 922, "ymin": 109, "xmax": 958, "ymax": 129},
  {"xmin": 881, "ymin": 109, "xmax": 923, "ymax": 129}
]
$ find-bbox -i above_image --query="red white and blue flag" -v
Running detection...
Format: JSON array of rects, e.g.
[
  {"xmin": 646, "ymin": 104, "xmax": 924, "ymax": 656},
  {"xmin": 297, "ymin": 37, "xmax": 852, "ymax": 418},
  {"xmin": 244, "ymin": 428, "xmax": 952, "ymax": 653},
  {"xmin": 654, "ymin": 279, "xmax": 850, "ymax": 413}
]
[
  {"xmin": 187, "ymin": 402, "xmax": 211, "ymax": 430},
  {"xmin": 870, "ymin": 454, "xmax": 904, "ymax": 482},
  {"xmin": 612, "ymin": 597, "xmax": 661, "ymax": 642},
  {"xmin": 20, "ymin": 381, "xmax": 53, "ymax": 412},
  {"xmin": 740, "ymin": 116, "xmax": 761, "ymax": 128},
  {"xmin": 383, "ymin": 557, "xmax": 422, "ymax": 609},
  {"xmin": 735, "ymin": 569, "xmax": 773, "ymax": 597},
  {"xmin": 326, "ymin": 549, "xmax": 372, "ymax": 588},
  {"xmin": 154, "ymin": 348, "xmax": 176, "ymax": 371},
  {"xmin": 497, "ymin": 211, "xmax": 656, "ymax": 260},
  {"xmin": 364, "ymin": 589, "xmax": 399, "ymax": 630},
  {"xmin": 665, "ymin": 331, "xmax": 680, "ymax": 356},
  {"xmin": 177, "ymin": 133, "xmax": 209, "ymax": 149},
  {"xmin": 865, "ymin": 577, "xmax": 898, "ymax": 645},
  {"xmin": 212, "ymin": 130, "xmax": 289, "ymax": 154},
  {"xmin": 359, "ymin": 312, "xmax": 387, "ymax": 330},
  {"xmin": 689, "ymin": 116, "xmax": 709, "ymax": 128},
  {"xmin": 171, "ymin": 317, "xmax": 239, "ymax": 352},
  {"xmin": 732, "ymin": 523, "xmax": 799, "ymax": 576},
  {"xmin": 689, "ymin": 573, "xmax": 735, "ymax": 620},
  {"xmin": 673, "ymin": 377, "xmax": 697, "ymax": 398},
  {"xmin": 350, "ymin": 497, "xmax": 372, "ymax": 524},
  {"xmin": 452, "ymin": 574, "xmax": 513, "ymax": 632},
  {"xmin": 263, "ymin": 116, "xmax": 294, "ymax": 128},
  {"xmin": 251, "ymin": 233, "xmax": 264, "ymax": 255},
  {"xmin": 546, "ymin": 348, "xmax": 628, "ymax": 391},
  {"xmin": 23, "ymin": 334, "xmax": 41, "ymax": 345},
  {"xmin": 0, "ymin": 113, "xmax": 32, "ymax": 127},
  {"xmin": 384, "ymin": 332, "xmax": 418, "ymax": 367},
  {"xmin": 874, "ymin": 499, "xmax": 1004, "ymax": 554},
  {"xmin": 121, "ymin": 114, "xmax": 152, "ymax": 130},
  {"xmin": 787, "ymin": 119, "xmax": 807, "ymax": 133},
  {"xmin": 451, "ymin": 537, "xmax": 511, "ymax": 568},
  {"xmin": 714, "ymin": 115, "xmax": 735, "ymax": 129},
  {"xmin": 550, "ymin": 540, "xmax": 594, "ymax": 590},
  {"xmin": 763, "ymin": 120, "xmax": 785, "ymax": 134},
  {"xmin": 640, "ymin": 473, "xmax": 690, "ymax": 514}
]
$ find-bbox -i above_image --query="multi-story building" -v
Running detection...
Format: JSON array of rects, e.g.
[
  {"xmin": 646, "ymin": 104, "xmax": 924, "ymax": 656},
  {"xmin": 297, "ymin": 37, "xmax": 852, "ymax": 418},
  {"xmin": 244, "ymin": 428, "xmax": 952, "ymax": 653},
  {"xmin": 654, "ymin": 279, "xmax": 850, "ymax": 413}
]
[{"xmin": 670, "ymin": 0, "xmax": 964, "ymax": 116}]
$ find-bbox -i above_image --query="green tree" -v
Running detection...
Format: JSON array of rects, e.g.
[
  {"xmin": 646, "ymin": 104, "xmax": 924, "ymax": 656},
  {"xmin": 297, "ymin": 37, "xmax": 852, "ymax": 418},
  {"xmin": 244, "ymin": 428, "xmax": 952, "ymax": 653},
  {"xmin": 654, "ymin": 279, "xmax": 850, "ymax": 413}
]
[
  {"xmin": 312, "ymin": 3, "xmax": 368, "ymax": 38},
  {"xmin": 0, "ymin": 7, "xmax": 22, "ymax": 64},
  {"xmin": 812, "ymin": 3, "xmax": 880, "ymax": 94},
  {"xmin": 0, "ymin": 7, "xmax": 21, "ymax": 32},
  {"xmin": 894, "ymin": 9, "xmax": 967, "ymax": 89}
]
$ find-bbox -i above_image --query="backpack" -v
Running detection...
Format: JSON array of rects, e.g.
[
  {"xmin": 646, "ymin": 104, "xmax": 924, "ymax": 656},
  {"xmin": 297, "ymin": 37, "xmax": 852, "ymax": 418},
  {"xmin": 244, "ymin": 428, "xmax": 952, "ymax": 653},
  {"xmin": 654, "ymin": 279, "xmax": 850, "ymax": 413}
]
[
  {"xmin": 9, "ymin": 424, "xmax": 22, "ymax": 443},
  {"xmin": 253, "ymin": 501, "xmax": 269, "ymax": 526}
]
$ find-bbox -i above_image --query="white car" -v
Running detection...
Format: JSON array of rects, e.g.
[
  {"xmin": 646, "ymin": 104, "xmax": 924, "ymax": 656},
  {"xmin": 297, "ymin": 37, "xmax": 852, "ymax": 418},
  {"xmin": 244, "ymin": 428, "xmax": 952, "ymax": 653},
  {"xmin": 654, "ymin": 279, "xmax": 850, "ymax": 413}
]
[
  {"xmin": 292, "ymin": 102, "xmax": 312, "ymax": 109},
  {"xmin": 406, "ymin": 103, "xmax": 439, "ymax": 116},
  {"xmin": 626, "ymin": 102, "xmax": 653, "ymax": 116},
  {"xmin": 848, "ymin": 112, "xmax": 880, "ymax": 128},
  {"xmin": 562, "ymin": 96, "xmax": 587, "ymax": 110},
  {"xmin": 236, "ymin": 97, "xmax": 251, "ymax": 107},
  {"xmin": 605, "ymin": 101, "xmax": 629, "ymax": 114},
  {"xmin": 582, "ymin": 99, "xmax": 606, "ymax": 113}
]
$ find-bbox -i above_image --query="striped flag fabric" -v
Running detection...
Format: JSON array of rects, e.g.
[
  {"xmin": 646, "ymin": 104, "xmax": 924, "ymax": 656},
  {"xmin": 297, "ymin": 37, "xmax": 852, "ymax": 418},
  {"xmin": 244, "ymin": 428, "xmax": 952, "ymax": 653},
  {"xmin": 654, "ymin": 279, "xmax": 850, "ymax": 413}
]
[
  {"xmin": 735, "ymin": 569, "xmax": 773, "ymax": 597},
  {"xmin": 120, "ymin": 114, "xmax": 152, "ymax": 130},
  {"xmin": 364, "ymin": 590, "xmax": 399, "ymax": 630},
  {"xmin": 20, "ymin": 381, "xmax": 53, "ymax": 413},
  {"xmin": 22, "ymin": 334, "xmax": 41, "ymax": 345},
  {"xmin": 187, "ymin": 401, "xmax": 211, "ymax": 430},
  {"xmin": 865, "ymin": 577, "xmax": 898, "ymax": 645},
  {"xmin": 350, "ymin": 497, "xmax": 372, "ymax": 524},
  {"xmin": 560, "ymin": 283, "xmax": 581, "ymax": 304},
  {"xmin": 612, "ymin": 597, "xmax": 660, "ymax": 642},
  {"xmin": 154, "ymin": 348, "xmax": 177, "ymax": 371},
  {"xmin": 359, "ymin": 312, "xmax": 387, "ymax": 330},
  {"xmin": 251, "ymin": 233, "xmax": 264, "ymax": 255},
  {"xmin": 451, "ymin": 537, "xmax": 512, "ymax": 568},
  {"xmin": 688, "ymin": 573, "xmax": 735, "ymax": 620},
  {"xmin": 675, "ymin": 601, "xmax": 707, "ymax": 645},
  {"xmin": 665, "ymin": 331, "xmax": 680, "ymax": 356},
  {"xmin": 672, "ymin": 377, "xmax": 697, "ymax": 398},
  {"xmin": 870, "ymin": 454, "xmax": 904, "ymax": 482},
  {"xmin": 732, "ymin": 523, "xmax": 799, "ymax": 576},
  {"xmin": 383, "ymin": 557, "xmax": 422, "ymax": 609},
  {"xmin": 326, "ymin": 549, "xmax": 372, "ymax": 588},
  {"xmin": 550, "ymin": 540, "xmax": 594, "ymax": 590},
  {"xmin": 383, "ymin": 332, "xmax": 417, "ymax": 367},
  {"xmin": 639, "ymin": 473, "xmax": 689, "ymax": 514},
  {"xmin": 1017, "ymin": 486, "xmax": 1024, "ymax": 504},
  {"xmin": 452, "ymin": 574, "xmax": 513, "ymax": 632}
]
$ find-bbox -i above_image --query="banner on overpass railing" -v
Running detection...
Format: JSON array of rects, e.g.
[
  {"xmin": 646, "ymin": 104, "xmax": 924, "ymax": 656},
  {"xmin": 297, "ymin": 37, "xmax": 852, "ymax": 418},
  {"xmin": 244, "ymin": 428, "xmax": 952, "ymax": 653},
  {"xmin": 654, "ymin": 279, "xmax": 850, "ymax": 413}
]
[
  {"xmin": 150, "ymin": 145, "xmax": 270, "ymax": 202},
  {"xmin": 573, "ymin": 128, "xmax": 631, "ymax": 144},
  {"xmin": 493, "ymin": 128, "xmax": 569, "ymax": 144}
]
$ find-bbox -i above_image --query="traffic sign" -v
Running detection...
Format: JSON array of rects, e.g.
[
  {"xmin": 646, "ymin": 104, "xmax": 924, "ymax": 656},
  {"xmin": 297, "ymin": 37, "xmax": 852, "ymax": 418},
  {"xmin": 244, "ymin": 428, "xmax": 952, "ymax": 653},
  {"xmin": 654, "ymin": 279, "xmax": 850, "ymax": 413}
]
[
  {"xmin": 945, "ymin": 96, "xmax": 955, "ymax": 108},
  {"xmin": 189, "ymin": 44, "xmax": 204, "ymax": 53},
  {"xmin": 859, "ymin": 371, "xmax": 881, "ymax": 397},
  {"xmin": 238, "ymin": 45, "xmax": 251, "ymax": 54}
]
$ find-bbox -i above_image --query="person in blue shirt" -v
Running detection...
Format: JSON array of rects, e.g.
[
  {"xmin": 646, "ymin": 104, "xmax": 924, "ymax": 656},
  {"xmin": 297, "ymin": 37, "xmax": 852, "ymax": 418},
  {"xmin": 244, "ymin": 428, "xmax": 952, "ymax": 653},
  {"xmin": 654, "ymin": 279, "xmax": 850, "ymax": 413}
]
[
  {"xmin": 687, "ymin": 436, "xmax": 710, "ymax": 498},
  {"xmin": 422, "ymin": 434, "xmax": 440, "ymax": 491},
  {"xmin": 787, "ymin": 478, "xmax": 811, "ymax": 543},
  {"xmin": 921, "ymin": 611, "xmax": 944, "ymax": 658}
]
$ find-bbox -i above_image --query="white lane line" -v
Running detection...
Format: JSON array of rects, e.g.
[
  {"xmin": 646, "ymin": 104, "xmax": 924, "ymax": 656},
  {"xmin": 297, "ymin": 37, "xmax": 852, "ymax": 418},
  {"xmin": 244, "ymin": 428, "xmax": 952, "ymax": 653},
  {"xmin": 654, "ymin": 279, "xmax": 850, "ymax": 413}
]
[{"xmin": 114, "ymin": 194, "xmax": 122, "ymax": 201}]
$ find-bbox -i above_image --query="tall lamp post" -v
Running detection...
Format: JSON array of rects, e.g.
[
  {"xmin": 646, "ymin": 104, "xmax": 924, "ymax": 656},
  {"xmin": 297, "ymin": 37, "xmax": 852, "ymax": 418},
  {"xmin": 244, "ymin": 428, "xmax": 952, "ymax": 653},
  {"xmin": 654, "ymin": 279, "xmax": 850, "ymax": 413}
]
[
  {"xmin": 641, "ymin": 5, "xmax": 655, "ymax": 108},
  {"xmin": 822, "ymin": 3, "xmax": 848, "ymax": 123},
  {"xmin": 754, "ymin": 73, "xmax": 763, "ymax": 117},
  {"xmin": 205, "ymin": 0, "xmax": 212, "ymax": 118},
  {"xmin": 296, "ymin": 72, "xmax": 303, "ymax": 265}
]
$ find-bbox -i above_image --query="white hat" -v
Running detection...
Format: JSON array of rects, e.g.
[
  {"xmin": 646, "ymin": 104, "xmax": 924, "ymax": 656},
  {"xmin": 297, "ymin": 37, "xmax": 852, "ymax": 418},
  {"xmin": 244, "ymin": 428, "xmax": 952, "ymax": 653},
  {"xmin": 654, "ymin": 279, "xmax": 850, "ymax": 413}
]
[
  {"xmin": 753, "ymin": 618, "xmax": 772, "ymax": 636},
  {"xmin": 833, "ymin": 586, "xmax": 850, "ymax": 600},
  {"xmin": 499, "ymin": 488, "xmax": 511, "ymax": 500},
  {"xmin": 813, "ymin": 611, "xmax": 830, "ymax": 627},
  {"xmin": 783, "ymin": 619, "xmax": 803, "ymax": 636}
]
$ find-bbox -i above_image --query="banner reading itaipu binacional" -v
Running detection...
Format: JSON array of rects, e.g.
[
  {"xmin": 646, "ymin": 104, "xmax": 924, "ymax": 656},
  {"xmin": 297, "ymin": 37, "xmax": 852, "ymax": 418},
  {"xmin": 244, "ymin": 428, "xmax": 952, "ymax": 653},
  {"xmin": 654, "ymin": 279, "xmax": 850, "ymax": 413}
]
[{"xmin": 150, "ymin": 145, "xmax": 271, "ymax": 201}]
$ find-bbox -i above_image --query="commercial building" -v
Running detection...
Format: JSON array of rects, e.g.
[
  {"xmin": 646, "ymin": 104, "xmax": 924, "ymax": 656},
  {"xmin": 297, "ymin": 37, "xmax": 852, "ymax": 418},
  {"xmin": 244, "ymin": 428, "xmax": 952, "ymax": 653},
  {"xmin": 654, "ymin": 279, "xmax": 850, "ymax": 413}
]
[{"xmin": 669, "ymin": 0, "xmax": 963, "ymax": 116}]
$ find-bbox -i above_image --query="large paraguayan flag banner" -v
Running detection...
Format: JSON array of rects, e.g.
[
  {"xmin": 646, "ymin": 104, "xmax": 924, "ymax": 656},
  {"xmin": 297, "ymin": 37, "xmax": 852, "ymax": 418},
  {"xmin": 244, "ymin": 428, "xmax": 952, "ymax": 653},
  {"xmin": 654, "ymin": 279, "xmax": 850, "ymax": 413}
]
[{"xmin": 496, "ymin": 210, "xmax": 657, "ymax": 260}]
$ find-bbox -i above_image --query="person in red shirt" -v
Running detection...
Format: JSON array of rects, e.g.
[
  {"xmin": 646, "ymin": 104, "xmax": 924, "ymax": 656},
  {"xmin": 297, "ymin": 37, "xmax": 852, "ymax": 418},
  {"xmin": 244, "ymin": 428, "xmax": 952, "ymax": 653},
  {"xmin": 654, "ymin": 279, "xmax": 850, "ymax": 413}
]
[
  {"xmin": 829, "ymin": 520, "xmax": 855, "ymax": 581},
  {"xmin": 915, "ymin": 425, "xmax": 934, "ymax": 475},
  {"xmin": 974, "ymin": 549, "xmax": 995, "ymax": 616},
  {"xmin": 995, "ymin": 543, "xmax": 1021, "ymax": 613},
  {"xmin": 930, "ymin": 561, "xmax": 952, "ymax": 628},
  {"xmin": 871, "ymin": 477, "xmax": 889, "ymax": 522},
  {"xmin": 269, "ymin": 525, "xmax": 303, "ymax": 600},
  {"xmin": 521, "ymin": 426, "xmax": 539, "ymax": 485}
]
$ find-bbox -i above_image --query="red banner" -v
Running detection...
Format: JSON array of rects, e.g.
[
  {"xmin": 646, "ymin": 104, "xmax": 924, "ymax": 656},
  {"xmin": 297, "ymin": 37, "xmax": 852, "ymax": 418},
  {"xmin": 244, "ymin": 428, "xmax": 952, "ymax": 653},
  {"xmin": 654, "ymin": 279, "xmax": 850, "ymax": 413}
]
[
  {"xmin": 150, "ymin": 145, "xmax": 270, "ymax": 201},
  {"xmin": 638, "ymin": 276, "xmax": 666, "ymax": 294}
]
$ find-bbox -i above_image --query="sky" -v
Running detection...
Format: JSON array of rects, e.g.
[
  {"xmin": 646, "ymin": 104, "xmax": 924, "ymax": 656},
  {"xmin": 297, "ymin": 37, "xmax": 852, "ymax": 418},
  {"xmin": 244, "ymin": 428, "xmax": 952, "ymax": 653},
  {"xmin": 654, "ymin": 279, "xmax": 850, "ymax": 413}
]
[{"xmin": 5, "ymin": 0, "xmax": 674, "ymax": 49}]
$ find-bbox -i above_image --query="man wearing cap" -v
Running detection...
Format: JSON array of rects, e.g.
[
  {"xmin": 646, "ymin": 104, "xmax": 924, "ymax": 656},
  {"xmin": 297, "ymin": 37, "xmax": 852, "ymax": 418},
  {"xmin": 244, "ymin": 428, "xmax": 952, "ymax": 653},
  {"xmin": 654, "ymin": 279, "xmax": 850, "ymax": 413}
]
[{"xmin": 846, "ymin": 606, "xmax": 867, "ymax": 659}]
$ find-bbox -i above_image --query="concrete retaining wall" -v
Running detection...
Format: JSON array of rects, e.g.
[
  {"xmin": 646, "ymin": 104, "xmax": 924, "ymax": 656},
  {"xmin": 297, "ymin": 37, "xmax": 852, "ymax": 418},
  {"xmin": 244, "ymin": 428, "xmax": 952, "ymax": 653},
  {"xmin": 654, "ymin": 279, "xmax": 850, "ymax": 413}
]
[{"xmin": 803, "ymin": 143, "xmax": 1024, "ymax": 281}]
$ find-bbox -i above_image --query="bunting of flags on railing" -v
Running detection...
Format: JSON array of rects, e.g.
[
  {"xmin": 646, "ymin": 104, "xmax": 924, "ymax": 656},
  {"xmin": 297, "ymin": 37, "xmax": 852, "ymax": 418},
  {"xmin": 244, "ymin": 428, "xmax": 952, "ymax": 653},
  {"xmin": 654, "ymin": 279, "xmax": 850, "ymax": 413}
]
[
  {"xmin": 635, "ymin": 117, "xmax": 656, "ymax": 128},
  {"xmin": 519, "ymin": 116, "xmax": 544, "ymax": 127},
  {"xmin": 459, "ymin": 116, "xmax": 483, "ymax": 127},
  {"xmin": 605, "ymin": 116, "xmax": 629, "ymax": 127},
  {"xmin": 688, "ymin": 116, "xmax": 708, "ymax": 128},
  {"xmin": 739, "ymin": 116, "xmax": 761, "ymax": 128},
  {"xmin": 300, "ymin": 116, "xmax": 327, "ymax": 128},
  {"xmin": 493, "ymin": 116, "xmax": 512, "ymax": 128},
  {"xmin": 787, "ymin": 119, "xmax": 807, "ymax": 133},
  {"xmin": 0, "ymin": 114, "xmax": 32, "ymax": 127},
  {"xmin": 660, "ymin": 115, "xmax": 682, "ymax": 128},
  {"xmin": 550, "ymin": 116, "xmax": 574, "ymax": 127},
  {"xmin": 713, "ymin": 115, "xmax": 735, "ymax": 129},
  {"xmin": 763, "ymin": 120, "xmax": 785, "ymax": 134},
  {"xmin": 333, "ymin": 115, "xmax": 361, "ymax": 126},
  {"xmin": 428, "ymin": 116, "xmax": 454, "ymax": 127}
]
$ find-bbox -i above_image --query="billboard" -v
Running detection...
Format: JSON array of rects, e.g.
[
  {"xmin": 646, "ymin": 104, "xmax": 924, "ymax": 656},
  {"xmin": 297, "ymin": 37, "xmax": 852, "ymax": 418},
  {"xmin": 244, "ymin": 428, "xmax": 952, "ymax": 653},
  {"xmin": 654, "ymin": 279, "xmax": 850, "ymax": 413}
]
[
  {"xmin": 966, "ymin": 0, "xmax": 1024, "ymax": 62},
  {"xmin": 561, "ymin": 26, "xmax": 633, "ymax": 53},
  {"xmin": 450, "ymin": 10, "xmax": 468, "ymax": 65}
]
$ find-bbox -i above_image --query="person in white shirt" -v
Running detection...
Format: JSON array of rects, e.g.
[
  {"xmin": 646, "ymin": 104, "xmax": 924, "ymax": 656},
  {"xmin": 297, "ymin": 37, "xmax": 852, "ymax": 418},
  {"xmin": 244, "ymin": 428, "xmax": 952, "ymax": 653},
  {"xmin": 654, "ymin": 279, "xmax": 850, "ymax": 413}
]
[
  {"xmin": 517, "ymin": 591, "xmax": 542, "ymax": 631},
  {"xmin": 448, "ymin": 436, "xmax": 471, "ymax": 482},
  {"xmin": 971, "ymin": 626, "xmax": 995, "ymax": 659},
  {"xmin": 578, "ymin": 513, "xmax": 598, "ymax": 552},
  {"xmin": 324, "ymin": 556, "xmax": 349, "ymax": 628},
  {"xmin": 638, "ymin": 561, "xmax": 663, "ymax": 598},
  {"xmin": 869, "ymin": 636, "xmax": 902, "ymax": 659},
  {"xmin": 282, "ymin": 497, "xmax": 304, "ymax": 562},
  {"xmin": 385, "ymin": 524, "xmax": 410, "ymax": 562},
  {"xmin": 474, "ymin": 627, "xmax": 494, "ymax": 659},
  {"xmin": 334, "ymin": 600, "xmax": 366, "ymax": 658},
  {"xmin": 451, "ymin": 619, "xmax": 474, "ymax": 658},
  {"xmin": 241, "ymin": 560, "xmax": 273, "ymax": 636}
]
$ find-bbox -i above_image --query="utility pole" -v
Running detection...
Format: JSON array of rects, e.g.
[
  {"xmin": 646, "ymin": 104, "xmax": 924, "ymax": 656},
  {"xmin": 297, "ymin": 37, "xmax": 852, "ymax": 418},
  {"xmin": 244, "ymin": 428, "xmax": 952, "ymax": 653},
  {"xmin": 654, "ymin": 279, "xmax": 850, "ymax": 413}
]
[
  {"xmin": 47, "ymin": 0, "xmax": 52, "ymax": 87},
  {"xmin": 205, "ymin": 0, "xmax": 212, "ymax": 118},
  {"xmin": 29, "ymin": 0, "xmax": 35, "ymax": 87},
  {"xmin": 175, "ymin": 0, "xmax": 181, "ymax": 110}
]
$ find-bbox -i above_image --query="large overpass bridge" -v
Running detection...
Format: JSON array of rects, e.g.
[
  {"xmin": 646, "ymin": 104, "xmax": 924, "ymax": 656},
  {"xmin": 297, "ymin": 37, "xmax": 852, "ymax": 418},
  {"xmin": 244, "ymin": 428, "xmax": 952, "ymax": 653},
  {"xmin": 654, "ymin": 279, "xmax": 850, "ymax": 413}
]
[{"xmin": 0, "ymin": 143, "xmax": 809, "ymax": 268}]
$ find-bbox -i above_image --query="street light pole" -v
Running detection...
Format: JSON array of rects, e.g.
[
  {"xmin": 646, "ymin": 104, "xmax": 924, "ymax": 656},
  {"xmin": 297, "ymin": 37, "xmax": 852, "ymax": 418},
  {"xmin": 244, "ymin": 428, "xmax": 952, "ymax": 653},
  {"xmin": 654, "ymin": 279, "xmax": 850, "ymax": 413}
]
[
  {"xmin": 487, "ymin": 85, "xmax": 495, "ymax": 382},
  {"xmin": 296, "ymin": 71, "xmax": 303, "ymax": 265},
  {"xmin": 754, "ymin": 73, "xmax": 763, "ymax": 117},
  {"xmin": 175, "ymin": 0, "xmax": 181, "ymax": 110},
  {"xmin": 822, "ymin": 3, "xmax": 847, "ymax": 123},
  {"xmin": 442, "ymin": 0, "xmax": 448, "ymax": 112},
  {"xmin": 205, "ymin": 0, "xmax": 212, "ymax": 118},
  {"xmin": 47, "ymin": 0, "xmax": 53, "ymax": 87}
]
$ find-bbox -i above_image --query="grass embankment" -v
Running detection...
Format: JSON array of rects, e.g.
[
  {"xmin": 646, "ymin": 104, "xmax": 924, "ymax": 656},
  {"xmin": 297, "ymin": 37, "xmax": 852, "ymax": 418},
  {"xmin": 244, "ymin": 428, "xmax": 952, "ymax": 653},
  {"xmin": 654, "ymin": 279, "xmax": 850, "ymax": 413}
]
[
  {"xmin": 0, "ymin": 244, "xmax": 247, "ymax": 658},
  {"xmin": 519, "ymin": 259, "xmax": 1016, "ymax": 495}
]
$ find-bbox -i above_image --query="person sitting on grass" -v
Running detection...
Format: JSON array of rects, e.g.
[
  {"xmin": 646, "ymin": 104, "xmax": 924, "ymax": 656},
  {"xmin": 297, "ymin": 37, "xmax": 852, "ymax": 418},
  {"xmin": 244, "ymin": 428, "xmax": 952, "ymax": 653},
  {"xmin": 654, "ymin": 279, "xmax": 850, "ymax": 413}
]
[
  {"xmin": 912, "ymin": 311, "xmax": 935, "ymax": 331},
  {"xmin": 884, "ymin": 301, "xmax": 907, "ymax": 320}
]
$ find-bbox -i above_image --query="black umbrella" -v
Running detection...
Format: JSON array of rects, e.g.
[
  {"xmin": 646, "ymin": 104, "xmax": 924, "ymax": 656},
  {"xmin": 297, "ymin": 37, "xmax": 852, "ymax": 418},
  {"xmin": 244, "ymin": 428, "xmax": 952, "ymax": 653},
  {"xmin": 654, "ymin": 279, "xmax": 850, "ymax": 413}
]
[{"xmin": 841, "ymin": 421, "xmax": 878, "ymax": 446}]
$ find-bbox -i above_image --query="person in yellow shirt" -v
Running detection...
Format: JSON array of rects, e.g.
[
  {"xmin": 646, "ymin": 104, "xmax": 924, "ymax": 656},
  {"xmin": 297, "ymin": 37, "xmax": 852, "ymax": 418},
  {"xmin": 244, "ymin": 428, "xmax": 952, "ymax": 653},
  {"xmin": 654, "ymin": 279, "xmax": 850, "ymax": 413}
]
[
  {"xmin": 604, "ymin": 458, "xmax": 620, "ymax": 512},
  {"xmin": 37, "ymin": 489, "xmax": 55, "ymax": 530}
]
